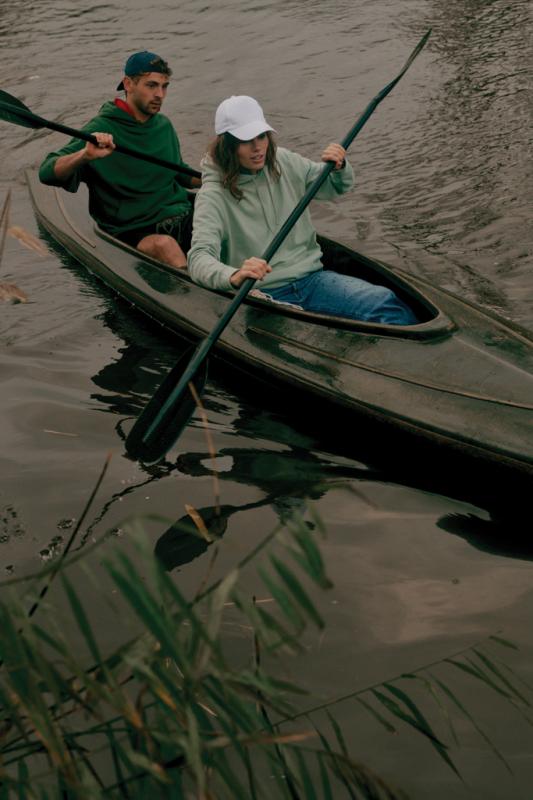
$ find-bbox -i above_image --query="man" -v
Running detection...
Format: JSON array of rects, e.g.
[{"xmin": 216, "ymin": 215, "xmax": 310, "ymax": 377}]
[{"xmin": 39, "ymin": 51, "xmax": 201, "ymax": 268}]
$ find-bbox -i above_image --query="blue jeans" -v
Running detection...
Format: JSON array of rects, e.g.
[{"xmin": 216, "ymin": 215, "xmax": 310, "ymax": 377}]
[{"xmin": 265, "ymin": 269, "xmax": 417, "ymax": 325}]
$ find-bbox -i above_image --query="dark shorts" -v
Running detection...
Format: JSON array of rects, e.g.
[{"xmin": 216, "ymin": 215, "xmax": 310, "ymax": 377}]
[{"xmin": 115, "ymin": 209, "xmax": 193, "ymax": 252}]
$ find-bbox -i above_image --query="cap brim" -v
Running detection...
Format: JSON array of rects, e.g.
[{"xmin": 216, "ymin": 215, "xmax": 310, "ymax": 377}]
[{"xmin": 221, "ymin": 120, "xmax": 276, "ymax": 141}]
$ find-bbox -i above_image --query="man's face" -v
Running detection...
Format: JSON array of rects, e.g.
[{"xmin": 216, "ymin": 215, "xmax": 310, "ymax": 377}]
[{"xmin": 124, "ymin": 72, "xmax": 170, "ymax": 119}]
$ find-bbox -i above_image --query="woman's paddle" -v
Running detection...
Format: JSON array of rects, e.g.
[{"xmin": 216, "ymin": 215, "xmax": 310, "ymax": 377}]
[
  {"xmin": 125, "ymin": 29, "xmax": 431, "ymax": 464},
  {"xmin": 155, "ymin": 496, "xmax": 276, "ymax": 571},
  {"xmin": 0, "ymin": 89, "xmax": 201, "ymax": 180}
]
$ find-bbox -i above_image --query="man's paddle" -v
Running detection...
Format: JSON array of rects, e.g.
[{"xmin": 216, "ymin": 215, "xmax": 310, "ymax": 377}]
[
  {"xmin": 125, "ymin": 29, "xmax": 431, "ymax": 464},
  {"xmin": 0, "ymin": 89, "xmax": 201, "ymax": 180}
]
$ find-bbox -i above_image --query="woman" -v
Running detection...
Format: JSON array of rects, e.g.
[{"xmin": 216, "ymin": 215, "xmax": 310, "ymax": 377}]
[{"xmin": 187, "ymin": 95, "xmax": 417, "ymax": 325}]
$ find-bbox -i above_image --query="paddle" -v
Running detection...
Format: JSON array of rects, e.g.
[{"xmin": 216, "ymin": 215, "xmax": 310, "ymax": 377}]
[
  {"xmin": 126, "ymin": 29, "xmax": 432, "ymax": 464},
  {"xmin": 0, "ymin": 89, "xmax": 201, "ymax": 180}
]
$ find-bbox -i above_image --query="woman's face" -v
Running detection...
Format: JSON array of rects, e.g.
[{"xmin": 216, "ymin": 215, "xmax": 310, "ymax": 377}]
[{"xmin": 236, "ymin": 132, "xmax": 269, "ymax": 172}]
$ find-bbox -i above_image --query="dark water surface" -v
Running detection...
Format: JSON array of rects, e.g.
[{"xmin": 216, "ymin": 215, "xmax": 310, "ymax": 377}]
[{"xmin": 1, "ymin": 1, "xmax": 533, "ymax": 796}]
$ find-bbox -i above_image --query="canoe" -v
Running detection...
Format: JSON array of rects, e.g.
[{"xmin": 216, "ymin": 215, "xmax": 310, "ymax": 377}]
[{"xmin": 26, "ymin": 169, "xmax": 533, "ymax": 493}]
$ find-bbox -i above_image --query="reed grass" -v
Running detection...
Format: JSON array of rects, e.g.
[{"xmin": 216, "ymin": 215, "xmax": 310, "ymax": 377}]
[
  {"xmin": 0, "ymin": 187, "xmax": 32, "ymax": 303},
  {"xmin": 0, "ymin": 464, "xmax": 531, "ymax": 797},
  {"xmin": 0, "ymin": 506, "xmax": 410, "ymax": 799}
]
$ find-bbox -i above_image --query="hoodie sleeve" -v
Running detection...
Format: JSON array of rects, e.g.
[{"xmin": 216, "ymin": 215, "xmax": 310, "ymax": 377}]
[
  {"xmin": 38, "ymin": 112, "xmax": 112, "ymax": 191},
  {"xmin": 280, "ymin": 148, "xmax": 354, "ymax": 200},
  {"xmin": 187, "ymin": 187, "xmax": 237, "ymax": 291},
  {"xmin": 38, "ymin": 136, "xmax": 88, "ymax": 192},
  {"xmin": 38, "ymin": 107, "xmax": 121, "ymax": 190}
]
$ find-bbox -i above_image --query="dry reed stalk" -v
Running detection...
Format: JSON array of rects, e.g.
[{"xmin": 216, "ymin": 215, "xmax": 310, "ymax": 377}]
[
  {"xmin": 7, "ymin": 225, "xmax": 48, "ymax": 256},
  {"xmin": 0, "ymin": 189, "xmax": 29, "ymax": 303},
  {"xmin": 0, "ymin": 188, "xmax": 11, "ymax": 263},
  {"xmin": 188, "ymin": 380, "xmax": 221, "ymax": 512}
]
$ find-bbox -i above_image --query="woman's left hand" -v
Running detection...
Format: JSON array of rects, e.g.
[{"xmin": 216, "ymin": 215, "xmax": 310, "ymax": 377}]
[{"xmin": 321, "ymin": 143, "xmax": 346, "ymax": 170}]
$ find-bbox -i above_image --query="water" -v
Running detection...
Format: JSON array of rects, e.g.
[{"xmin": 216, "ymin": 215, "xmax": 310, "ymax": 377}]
[{"xmin": 1, "ymin": 0, "xmax": 532, "ymax": 796}]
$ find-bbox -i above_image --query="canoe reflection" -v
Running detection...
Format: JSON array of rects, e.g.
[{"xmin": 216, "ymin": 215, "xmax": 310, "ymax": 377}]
[
  {"xmin": 437, "ymin": 512, "xmax": 533, "ymax": 561},
  {"xmin": 154, "ymin": 447, "xmax": 374, "ymax": 571}
]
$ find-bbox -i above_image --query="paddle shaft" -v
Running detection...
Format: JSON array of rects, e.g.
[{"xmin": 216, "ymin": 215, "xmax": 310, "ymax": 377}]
[
  {"xmin": 137, "ymin": 29, "xmax": 432, "ymax": 449},
  {"xmin": 0, "ymin": 99, "xmax": 201, "ymax": 179}
]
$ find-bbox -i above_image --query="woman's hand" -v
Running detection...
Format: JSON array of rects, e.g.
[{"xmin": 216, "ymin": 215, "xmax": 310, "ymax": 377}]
[
  {"xmin": 230, "ymin": 257, "xmax": 271, "ymax": 288},
  {"xmin": 321, "ymin": 142, "xmax": 346, "ymax": 170}
]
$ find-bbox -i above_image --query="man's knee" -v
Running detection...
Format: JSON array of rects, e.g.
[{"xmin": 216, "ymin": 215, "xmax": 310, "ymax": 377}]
[
  {"xmin": 138, "ymin": 234, "xmax": 186, "ymax": 268},
  {"xmin": 153, "ymin": 234, "xmax": 179, "ymax": 259}
]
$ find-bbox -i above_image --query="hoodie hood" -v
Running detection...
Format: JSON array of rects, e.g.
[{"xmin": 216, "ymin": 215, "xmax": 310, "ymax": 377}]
[
  {"xmin": 200, "ymin": 152, "xmax": 264, "ymax": 187},
  {"xmin": 200, "ymin": 152, "xmax": 279, "ymax": 233},
  {"xmin": 97, "ymin": 99, "xmax": 166, "ymax": 129}
]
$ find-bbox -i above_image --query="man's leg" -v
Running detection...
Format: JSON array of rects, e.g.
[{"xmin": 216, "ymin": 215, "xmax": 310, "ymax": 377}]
[{"xmin": 136, "ymin": 234, "xmax": 187, "ymax": 269}]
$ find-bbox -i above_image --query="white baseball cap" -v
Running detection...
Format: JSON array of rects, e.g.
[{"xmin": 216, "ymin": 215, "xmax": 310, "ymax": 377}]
[{"xmin": 215, "ymin": 95, "xmax": 276, "ymax": 141}]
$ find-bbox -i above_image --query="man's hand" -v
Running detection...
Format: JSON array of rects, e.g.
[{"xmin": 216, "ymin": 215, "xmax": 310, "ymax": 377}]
[
  {"xmin": 230, "ymin": 257, "xmax": 271, "ymax": 288},
  {"xmin": 53, "ymin": 132, "xmax": 115, "ymax": 181},
  {"xmin": 85, "ymin": 132, "xmax": 115, "ymax": 160}
]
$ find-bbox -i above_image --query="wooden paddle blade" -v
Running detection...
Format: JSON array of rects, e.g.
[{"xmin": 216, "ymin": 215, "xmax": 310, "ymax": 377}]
[
  {"xmin": 0, "ymin": 91, "xmax": 42, "ymax": 129},
  {"xmin": 125, "ymin": 350, "xmax": 208, "ymax": 464}
]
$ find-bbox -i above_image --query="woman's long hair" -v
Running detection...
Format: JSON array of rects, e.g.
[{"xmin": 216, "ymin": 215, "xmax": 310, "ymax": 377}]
[{"xmin": 208, "ymin": 131, "xmax": 281, "ymax": 200}]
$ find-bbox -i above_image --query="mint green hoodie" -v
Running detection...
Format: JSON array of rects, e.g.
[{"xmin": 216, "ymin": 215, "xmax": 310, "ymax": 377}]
[
  {"xmin": 39, "ymin": 101, "xmax": 193, "ymax": 235},
  {"xmin": 187, "ymin": 147, "xmax": 354, "ymax": 291}
]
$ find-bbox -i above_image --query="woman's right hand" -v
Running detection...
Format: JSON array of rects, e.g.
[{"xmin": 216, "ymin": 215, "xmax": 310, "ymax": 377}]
[{"xmin": 230, "ymin": 257, "xmax": 271, "ymax": 288}]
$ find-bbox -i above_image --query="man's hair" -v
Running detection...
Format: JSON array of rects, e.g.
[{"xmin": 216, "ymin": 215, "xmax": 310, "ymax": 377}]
[{"xmin": 209, "ymin": 131, "xmax": 280, "ymax": 200}]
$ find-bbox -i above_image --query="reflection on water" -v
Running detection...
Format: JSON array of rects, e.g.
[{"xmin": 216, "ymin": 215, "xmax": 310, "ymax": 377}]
[
  {"xmin": 437, "ymin": 511, "xmax": 533, "ymax": 562},
  {"xmin": 154, "ymin": 443, "xmax": 371, "ymax": 569},
  {"xmin": 2, "ymin": 0, "xmax": 533, "ymax": 795},
  {"xmin": 155, "ymin": 498, "xmax": 271, "ymax": 571},
  {"xmin": 177, "ymin": 446, "xmax": 363, "ymax": 504}
]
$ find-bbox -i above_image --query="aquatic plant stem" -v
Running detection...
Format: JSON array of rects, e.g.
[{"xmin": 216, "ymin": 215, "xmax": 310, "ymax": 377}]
[
  {"xmin": 0, "ymin": 188, "xmax": 11, "ymax": 266},
  {"xmin": 27, "ymin": 452, "xmax": 112, "ymax": 619}
]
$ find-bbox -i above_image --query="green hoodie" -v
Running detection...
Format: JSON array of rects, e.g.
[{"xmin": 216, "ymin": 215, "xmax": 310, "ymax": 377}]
[
  {"xmin": 187, "ymin": 147, "xmax": 354, "ymax": 291},
  {"xmin": 38, "ymin": 101, "xmax": 193, "ymax": 235}
]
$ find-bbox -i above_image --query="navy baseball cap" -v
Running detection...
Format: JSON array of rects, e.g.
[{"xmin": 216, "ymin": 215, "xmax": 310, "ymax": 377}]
[{"xmin": 116, "ymin": 51, "xmax": 172, "ymax": 91}]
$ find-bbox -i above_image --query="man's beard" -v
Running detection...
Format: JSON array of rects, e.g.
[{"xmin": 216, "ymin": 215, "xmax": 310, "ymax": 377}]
[{"xmin": 133, "ymin": 98, "xmax": 161, "ymax": 117}]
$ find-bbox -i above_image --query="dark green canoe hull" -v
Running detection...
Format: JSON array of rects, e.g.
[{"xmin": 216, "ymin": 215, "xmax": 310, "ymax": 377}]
[{"xmin": 26, "ymin": 171, "xmax": 533, "ymax": 486}]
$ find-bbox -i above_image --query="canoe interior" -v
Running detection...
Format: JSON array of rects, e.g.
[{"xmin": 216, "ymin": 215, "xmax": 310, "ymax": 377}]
[
  {"xmin": 320, "ymin": 236, "xmax": 435, "ymax": 322},
  {"xmin": 182, "ymin": 188, "xmax": 438, "ymax": 326},
  {"xmin": 81, "ymin": 185, "xmax": 442, "ymax": 337},
  {"xmin": 107, "ymin": 228, "xmax": 433, "ymax": 320}
]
